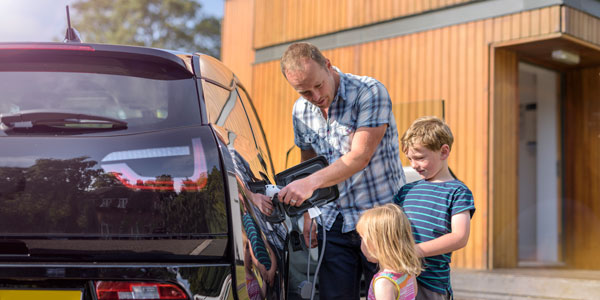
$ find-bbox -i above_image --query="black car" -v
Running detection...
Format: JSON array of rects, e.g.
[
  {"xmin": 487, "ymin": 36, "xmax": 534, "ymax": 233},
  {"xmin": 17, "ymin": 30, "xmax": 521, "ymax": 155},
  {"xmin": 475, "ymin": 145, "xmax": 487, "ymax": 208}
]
[{"xmin": 0, "ymin": 39, "xmax": 337, "ymax": 300}]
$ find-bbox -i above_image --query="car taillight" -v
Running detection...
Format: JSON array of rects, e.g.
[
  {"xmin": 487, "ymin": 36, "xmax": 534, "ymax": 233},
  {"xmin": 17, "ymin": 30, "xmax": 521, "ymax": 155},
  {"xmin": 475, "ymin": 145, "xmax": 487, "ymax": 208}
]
[
  {"xmin": 0, "ymin": 43, "xmax": 95, "ymax": 51},
  {"xmin": 109, "ymin": 171, "xmax": 207, "ymax": 191},
  {"xmin": 101, "ymin": 138, "xmax": 208, "ymax": 192},
  {"xmin": 95, "ymin": 281, "xmax": 188, "ymax": 300}
]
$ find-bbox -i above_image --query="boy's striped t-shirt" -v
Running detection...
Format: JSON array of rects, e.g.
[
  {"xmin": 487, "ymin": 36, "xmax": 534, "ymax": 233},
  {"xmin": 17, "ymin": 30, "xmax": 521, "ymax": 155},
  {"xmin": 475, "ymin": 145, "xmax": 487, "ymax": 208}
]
[{"xmin": 393, "ymin": 179, "xmax": 475, "ymax": 295}]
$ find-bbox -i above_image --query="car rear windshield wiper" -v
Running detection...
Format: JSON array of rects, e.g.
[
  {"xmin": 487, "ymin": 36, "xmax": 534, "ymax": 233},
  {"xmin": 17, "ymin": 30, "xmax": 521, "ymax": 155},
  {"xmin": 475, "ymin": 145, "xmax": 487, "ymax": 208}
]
[{"xmin": 0, "ymin": 110, "xmax": 127, "ymax": 131}]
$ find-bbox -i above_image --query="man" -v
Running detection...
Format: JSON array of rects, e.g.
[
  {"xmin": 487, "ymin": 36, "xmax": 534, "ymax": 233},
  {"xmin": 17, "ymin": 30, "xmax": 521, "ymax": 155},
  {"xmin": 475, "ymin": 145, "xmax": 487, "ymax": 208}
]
[{"xmin": 278, "ymin": 42, "xmax": 406, "ymax": 300}]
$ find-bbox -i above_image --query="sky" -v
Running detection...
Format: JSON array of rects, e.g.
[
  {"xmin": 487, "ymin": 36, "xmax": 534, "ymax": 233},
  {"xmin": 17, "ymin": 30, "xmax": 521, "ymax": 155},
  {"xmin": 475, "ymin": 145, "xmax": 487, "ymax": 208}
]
[{"xmin": 0, "ymin": 0, "xmax": 224, "ymax": 42}]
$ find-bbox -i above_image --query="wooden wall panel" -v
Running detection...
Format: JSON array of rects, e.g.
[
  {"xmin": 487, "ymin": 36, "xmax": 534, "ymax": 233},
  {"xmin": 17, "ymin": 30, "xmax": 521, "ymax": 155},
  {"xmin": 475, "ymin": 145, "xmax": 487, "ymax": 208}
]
[
  {"xmin": 489, "ymin": 49, "xmax": 519, "ymax": 268},
  {"xmin": 253, "ymin": 0, "xmax": 476, "ymax": 48},
  {"xmin": 244, "ymin": 6, "xmax": 567, "ymax": 270},
  {"xmin": 564, "ymin": 7, "xmax": 600, "ymax": 47},
  {"xmin": 221, "ymin": 0, "xmax": 255, "ymax": 93},
  {"xmin": 564, "ymin": 67, "xmax": 600, "ymax": 269},
  {"xmin": 392, "ymin": 100, "xmax": 446, "ymax": 162}
]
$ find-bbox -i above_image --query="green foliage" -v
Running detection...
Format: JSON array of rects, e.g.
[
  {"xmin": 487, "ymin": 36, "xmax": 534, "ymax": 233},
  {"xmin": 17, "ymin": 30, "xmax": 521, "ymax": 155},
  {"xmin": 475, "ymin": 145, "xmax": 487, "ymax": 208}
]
[
  {"xmin": 0, "ymin": 157, "xmax": 228, "ymax": 236},
  {"xmin": 71, "ymin": 0, "xmax": 221, "ymax": 57},
  {"xmin": 0, "ymin": 157, "xmax": 100, "ymax": 233},
  {"xmin": 156, "ymin": 166, "xmax": 227, "ymax": 234}
]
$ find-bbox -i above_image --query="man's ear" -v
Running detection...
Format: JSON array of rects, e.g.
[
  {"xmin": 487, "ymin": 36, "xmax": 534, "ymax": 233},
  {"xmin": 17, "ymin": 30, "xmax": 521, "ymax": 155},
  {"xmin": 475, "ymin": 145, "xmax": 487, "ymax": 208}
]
[
  {"xmin": 325, "ymin": 58, "xmax": 333, "ymax": 71},
  {"xmin": 440, "ymin": 144, "xmax": 450, "ymax": 160}
]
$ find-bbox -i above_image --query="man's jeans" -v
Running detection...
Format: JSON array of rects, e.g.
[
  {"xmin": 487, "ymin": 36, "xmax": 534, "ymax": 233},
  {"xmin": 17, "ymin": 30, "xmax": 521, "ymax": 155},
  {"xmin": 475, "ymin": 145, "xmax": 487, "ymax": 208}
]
[{"xmin": 317, "ymin": 214, "xmax": 377, "ymax": 300}]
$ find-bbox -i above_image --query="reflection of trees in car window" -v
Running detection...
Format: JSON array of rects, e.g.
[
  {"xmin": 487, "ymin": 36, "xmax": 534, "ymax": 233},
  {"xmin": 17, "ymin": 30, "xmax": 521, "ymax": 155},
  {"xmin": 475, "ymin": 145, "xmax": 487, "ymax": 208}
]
[
  {"xmin": 151, "ymin": 167, "xmax": 227, "ymax": 234},
  {"xmin": 0, "ymin": 157, "xmax": 228, "ymax": 235},
  {"xmin": 0, "ymin": 157, "xmax": 100, "ymax": 234}
]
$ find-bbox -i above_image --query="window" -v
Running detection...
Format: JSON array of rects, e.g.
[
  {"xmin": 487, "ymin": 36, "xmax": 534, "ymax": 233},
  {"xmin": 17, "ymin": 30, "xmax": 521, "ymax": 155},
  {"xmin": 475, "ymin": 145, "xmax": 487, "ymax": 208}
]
[{"xmin": 237, "ymin": 87, "xmax": 275, "ymax": 181}]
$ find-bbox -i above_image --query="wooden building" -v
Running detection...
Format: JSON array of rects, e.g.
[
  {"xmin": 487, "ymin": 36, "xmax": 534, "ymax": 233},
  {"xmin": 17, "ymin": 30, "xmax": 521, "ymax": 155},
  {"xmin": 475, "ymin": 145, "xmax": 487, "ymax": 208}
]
[{"xmin": 221, "ymin": 0, "xmax": 600, "ymax": 278}]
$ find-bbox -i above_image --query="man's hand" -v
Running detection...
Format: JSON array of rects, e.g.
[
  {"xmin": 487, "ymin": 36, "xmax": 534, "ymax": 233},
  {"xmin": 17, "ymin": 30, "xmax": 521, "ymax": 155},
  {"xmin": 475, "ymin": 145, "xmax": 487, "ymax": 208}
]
[
  {"xmin": 285, "ymin": 125, "xmax": 388, "ymax": 206},
  {"xmin": 279, "ymin": 125, "xmax": 386, "ymax": 208},
  {"xmin": 250, "ymin": 193, "xmax": 274, "ymax": 216},
  {"xmin": 303, "ymin": 213, "xmax": 318, "ymax": 248},
  {"xmin": 278, "ymin": 176, "xmax": 317, "ymax": 207}
]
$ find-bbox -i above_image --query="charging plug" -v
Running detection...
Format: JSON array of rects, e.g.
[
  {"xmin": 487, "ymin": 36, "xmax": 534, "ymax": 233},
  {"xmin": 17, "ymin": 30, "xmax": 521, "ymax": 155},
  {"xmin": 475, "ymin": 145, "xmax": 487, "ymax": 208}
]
[
  {"xmin": 265, "ymin": 184, "xmax": 281, "ymax": 198},
  {"xmin": 298, "ymin": 280, "xmax": 312, "ymax": 299}
]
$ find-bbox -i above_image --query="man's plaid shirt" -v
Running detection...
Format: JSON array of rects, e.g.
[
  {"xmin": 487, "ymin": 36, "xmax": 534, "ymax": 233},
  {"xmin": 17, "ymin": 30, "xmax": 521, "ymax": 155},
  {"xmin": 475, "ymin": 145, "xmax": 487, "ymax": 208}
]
[{"xmin": 292, "ymin": 67, "xmax": 406, "ymax": 233}]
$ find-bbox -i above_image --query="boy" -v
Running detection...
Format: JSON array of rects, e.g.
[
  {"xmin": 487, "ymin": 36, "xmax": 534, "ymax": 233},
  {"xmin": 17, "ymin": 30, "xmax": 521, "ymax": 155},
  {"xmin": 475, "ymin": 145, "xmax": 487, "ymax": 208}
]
[{"xmin": 394, "ymin": 116, "xmax": 475, "ymax": 300}]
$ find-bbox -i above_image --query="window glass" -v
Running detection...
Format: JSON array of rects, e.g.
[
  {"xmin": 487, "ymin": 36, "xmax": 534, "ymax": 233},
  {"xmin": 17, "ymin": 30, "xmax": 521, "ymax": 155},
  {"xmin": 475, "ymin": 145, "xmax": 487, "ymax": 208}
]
[
  {"xmin": 0, "ymin": 71, "xmax": 200, "ymax": 134},
  {"xmin": 203, "ymin": 82, "xmax": 263, "ymax": 183},
  {"xmin": 237, "ymin": 88, "xmax": 275, "ymax": 180},
  {"xmin": 199, "ymin": 55, "xmax": 234, "ymax": 89},
  {"xmin": 201, "ymin": 79, "xmax": 229, "ymax": 124}
]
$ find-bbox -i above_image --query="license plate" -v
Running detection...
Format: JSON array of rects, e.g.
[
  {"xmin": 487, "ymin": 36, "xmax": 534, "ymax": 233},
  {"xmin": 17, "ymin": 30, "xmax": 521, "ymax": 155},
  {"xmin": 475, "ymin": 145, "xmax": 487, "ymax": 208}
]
[{"xmin": 0, "ymin": 289, "xmax": 82, "ymax": 300}]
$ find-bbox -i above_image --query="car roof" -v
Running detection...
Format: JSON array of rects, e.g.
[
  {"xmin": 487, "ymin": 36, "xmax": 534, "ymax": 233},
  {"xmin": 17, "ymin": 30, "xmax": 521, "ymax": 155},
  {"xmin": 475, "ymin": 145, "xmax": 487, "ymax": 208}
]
[{"xmin": 0, "ymin": 42, "xmax": 196, "ymax": 75}]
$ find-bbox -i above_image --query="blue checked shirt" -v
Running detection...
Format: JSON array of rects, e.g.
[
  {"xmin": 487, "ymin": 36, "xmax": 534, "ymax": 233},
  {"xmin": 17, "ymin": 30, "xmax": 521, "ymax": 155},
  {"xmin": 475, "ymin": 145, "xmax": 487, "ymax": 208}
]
[{"xmin": 292, "ymin": 67, "xmax": 406, "ymax": 233}]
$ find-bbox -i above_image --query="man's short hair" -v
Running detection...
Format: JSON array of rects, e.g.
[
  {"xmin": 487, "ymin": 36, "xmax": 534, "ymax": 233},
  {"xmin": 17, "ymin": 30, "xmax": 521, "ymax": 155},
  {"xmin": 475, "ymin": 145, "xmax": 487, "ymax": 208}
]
[
  {"xmin": 280, "ymin": 42, "xmax": 328, "ymax": 78},
  {"xmin": 401, "ymin": 116, "xmax": 454, "ymax": 153}
]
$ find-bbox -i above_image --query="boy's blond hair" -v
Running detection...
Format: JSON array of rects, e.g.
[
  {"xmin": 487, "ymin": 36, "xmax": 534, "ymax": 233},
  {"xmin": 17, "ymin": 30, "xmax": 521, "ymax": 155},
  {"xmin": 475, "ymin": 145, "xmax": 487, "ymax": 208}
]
[
  {"xmin": 401, "ymin": 116, "xmax": 454, "ymax": 153},
  {"xmin": 356, "ymin": 204, "xmax": 422, "ymax": 276}
]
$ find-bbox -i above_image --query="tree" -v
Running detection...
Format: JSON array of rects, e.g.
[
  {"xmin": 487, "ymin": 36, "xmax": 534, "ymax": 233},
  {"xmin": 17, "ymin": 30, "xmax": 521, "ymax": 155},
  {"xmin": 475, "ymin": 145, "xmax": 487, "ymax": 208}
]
[
  {"xmin": 71, "ymin": 0, "xmax": 221, "ymax": 58},
  {"xmin": 0, "ymin": 157, "xmax": 100, "ymax": 233}
]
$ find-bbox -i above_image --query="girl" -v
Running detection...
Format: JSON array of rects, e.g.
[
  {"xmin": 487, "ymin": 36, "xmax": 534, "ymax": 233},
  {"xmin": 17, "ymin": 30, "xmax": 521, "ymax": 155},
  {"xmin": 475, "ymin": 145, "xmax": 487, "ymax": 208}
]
[{"xmin": 356, "ymin": 203, "xmax": 422, "ymax": 300}]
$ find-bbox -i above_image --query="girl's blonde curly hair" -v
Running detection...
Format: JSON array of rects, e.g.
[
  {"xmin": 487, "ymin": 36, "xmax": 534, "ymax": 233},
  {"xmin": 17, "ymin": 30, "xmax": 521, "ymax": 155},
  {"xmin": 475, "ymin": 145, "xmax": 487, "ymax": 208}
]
[{"xmin": 356, "ymin": 203, "xmax": 422, "ymax": 276}]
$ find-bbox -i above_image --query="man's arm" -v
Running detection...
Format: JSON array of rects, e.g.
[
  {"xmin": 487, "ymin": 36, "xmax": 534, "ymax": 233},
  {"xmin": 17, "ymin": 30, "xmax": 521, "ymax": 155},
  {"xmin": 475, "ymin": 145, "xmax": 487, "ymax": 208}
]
[
  {"xmin": 415, "ymin": 210, "xmax": 471, "ymax": 257},
  {"xmin": 279, "ymin": 124, "xmax": 387, "ymax": 206}
]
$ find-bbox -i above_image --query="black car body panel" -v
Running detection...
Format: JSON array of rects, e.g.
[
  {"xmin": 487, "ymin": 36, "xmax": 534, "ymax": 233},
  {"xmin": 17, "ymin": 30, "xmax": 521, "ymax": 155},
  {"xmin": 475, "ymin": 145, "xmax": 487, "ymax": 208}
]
[
  {"xmin": 0, "ymin": 42, "xmax": 287, "ymax": 300},
  {"xmin": 0, "ymin": 126, "xmax": 228, "ymax": 258}
]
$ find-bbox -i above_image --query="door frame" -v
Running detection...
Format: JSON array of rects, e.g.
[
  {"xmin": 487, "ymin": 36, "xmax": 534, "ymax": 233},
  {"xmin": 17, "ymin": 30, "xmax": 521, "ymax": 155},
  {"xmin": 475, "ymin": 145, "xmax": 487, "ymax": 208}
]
[{"xmin": 489, "ymin": 33, "xmax": 600, "ymax": 269}]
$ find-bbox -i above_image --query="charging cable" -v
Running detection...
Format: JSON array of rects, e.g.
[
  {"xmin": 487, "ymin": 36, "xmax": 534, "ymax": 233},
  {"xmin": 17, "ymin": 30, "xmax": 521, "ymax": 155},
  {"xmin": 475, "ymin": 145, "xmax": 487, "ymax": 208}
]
[
  {"xmin": 298, "ymin": 208, "xmax": 326, "ymax": 300},
  {"xmin": 310, "ymin": 214, "xmax": 326, "ymax": 300},
  {"xmin": 298, "ymin": 220, "xmax": 313, "ymax": 299},
  {"xmin": 265, "ymin": 185, "xmax": 326, "ymax": 300}
]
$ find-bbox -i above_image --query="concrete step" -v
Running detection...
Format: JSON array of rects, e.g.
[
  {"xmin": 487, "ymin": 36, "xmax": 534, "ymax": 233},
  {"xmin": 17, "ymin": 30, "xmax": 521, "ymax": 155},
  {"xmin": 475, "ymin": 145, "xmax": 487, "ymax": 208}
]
[{"xmin": 451, "ymin": 268, "xmax": 600, "ymax": 300}]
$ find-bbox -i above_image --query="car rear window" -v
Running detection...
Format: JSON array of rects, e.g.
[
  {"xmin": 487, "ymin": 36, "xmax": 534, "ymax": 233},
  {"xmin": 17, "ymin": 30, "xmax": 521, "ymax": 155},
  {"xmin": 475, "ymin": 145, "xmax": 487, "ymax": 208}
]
[
  {"xmin": 0, "ymin": 51, "xmax": 201, "ymax": 135},
  {"xmin": 0, "ymin": 49, "xmax": 225, "ymax": 261}
]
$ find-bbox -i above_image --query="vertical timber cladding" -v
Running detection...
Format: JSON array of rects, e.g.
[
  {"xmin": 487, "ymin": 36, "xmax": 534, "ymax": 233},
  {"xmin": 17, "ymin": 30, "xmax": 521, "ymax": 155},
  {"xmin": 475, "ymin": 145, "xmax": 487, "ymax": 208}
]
[
  {"xmin": 221, "ymin": 0, "xmax": 255, "ymax": 93},
  {"xmin": 565, "ymin": 67, "xmax": 600, "ymax": 269},
  {"xmin": 250, "ymin": 5, "xmax": 564, "ymax": 270},
  {"xmin": 563, "ymin": 6, "xmax": 600, "ymax": 47},
  {"xmin": 253, "ymin": 0, "xmax": 477, "ymax": 48},
  {"xmin": 557, "ymin": 7, "xmax": 600, "ymax": 270},
  {"xmin": 490, "ymin": 49, "xmax": 519, "ymax": 268}
]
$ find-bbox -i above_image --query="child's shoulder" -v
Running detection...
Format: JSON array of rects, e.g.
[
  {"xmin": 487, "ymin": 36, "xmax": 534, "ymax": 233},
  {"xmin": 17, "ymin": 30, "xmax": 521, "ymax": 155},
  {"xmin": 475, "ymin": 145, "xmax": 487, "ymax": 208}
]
[
  {"xmin": 401, "ymin": 180, "xmax": 421, "ymax": 189},
  {"xmin": 396, "ymin": 179, "xmax": 472, "ymax": 200},
  {"xmin": 441, "ymin": 179, "xmax": 471, "ymax": 190},
  {"xmin": 401, "ymin": 179, "xmax": 469, "ymax": 190},
  {"xmin": 446, "ymin": 180, "xmax": 475, "ymax": 198}
]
